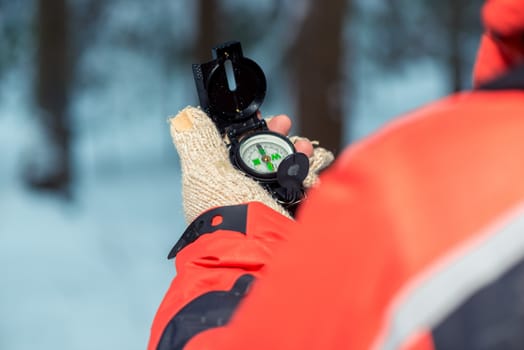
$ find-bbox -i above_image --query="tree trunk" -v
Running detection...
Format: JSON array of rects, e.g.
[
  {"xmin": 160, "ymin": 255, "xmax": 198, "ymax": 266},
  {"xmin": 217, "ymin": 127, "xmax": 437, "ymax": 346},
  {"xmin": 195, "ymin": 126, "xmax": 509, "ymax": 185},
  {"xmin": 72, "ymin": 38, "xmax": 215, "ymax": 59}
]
[
  {"xmin": 29, "ymin": 0, "xmax": 72, "ymax": 195},
  {"xmin": 447, "ymin": 0, "xmax": 464, "ymax": 92},
  {"xmin": 193, "ymin": 0, "xmax": 221, "ymax": 61},
  {"xmin": 292, "ymin": 0, "xmax": 350, "ymax": 154}
]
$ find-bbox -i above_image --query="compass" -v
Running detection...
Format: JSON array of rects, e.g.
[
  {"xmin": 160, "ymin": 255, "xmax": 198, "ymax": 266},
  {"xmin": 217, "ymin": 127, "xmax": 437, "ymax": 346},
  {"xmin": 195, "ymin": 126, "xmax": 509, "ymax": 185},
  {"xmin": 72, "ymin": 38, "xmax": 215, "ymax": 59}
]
[
  {"xmin": 236, "ymin": 131, "xmax": 294, "ymax": 178},
  {"xmin": 192, "ymin": 41, "xmax": 309, "ymax": 210}
]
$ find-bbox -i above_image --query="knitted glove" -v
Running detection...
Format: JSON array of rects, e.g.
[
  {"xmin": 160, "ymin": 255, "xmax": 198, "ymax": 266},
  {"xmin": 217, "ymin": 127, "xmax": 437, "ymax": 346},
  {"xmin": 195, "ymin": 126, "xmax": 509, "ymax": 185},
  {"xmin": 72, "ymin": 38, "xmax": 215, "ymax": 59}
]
[
  {"xmin": 289, "ymin": 136, "xmax": 334, "ymax": 188},
  {"xmin": 170, "ymin": 106, "xmax": 334, "ymax": 223}
]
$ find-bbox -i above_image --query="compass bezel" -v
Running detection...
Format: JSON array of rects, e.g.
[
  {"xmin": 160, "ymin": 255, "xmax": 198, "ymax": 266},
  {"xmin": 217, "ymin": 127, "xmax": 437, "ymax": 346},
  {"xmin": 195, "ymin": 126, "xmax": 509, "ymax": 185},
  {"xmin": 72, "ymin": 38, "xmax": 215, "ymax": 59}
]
[{"xmin": 234, "ymin": 131, "xmax": 296, "ymax": 181}]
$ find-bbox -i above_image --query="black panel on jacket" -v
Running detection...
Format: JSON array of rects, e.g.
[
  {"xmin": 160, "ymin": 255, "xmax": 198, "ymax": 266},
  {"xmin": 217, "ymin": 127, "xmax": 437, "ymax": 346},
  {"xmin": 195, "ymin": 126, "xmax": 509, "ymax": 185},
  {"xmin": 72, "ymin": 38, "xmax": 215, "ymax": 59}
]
[
  {"xmin": 433, "ymin": 258, "xmax": 524, "ymax": 350},
  {"xmin": 478, "ymin": 64, "xmax": 524, "ymax": 91},
  {"xmin": 156, "ymin": 274, "xmax": 255, "ymax": 350},
  {"xmin": 168, "ymin": 204, "xmax": 248, "ymax": 259}
]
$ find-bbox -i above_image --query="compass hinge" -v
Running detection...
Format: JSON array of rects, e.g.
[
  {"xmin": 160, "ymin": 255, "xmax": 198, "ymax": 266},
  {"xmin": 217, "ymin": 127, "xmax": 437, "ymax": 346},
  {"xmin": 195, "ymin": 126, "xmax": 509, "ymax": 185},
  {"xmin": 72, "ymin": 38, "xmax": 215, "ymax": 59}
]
[{"xmin": 225, "ymin": 118, "xmax": 267, "ymax": 142}]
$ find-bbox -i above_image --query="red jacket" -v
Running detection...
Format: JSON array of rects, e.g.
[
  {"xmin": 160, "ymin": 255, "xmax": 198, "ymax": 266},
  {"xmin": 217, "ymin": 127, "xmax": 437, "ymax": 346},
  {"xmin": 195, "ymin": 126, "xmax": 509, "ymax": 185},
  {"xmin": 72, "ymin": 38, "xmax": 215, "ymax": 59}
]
[
  {"xmin": 149, "ymin": 83, "xmax": 524, "ymax": 350},
  {"xmin": 149, "ymin": 2, "xmax": 524, "ymax": 349}
]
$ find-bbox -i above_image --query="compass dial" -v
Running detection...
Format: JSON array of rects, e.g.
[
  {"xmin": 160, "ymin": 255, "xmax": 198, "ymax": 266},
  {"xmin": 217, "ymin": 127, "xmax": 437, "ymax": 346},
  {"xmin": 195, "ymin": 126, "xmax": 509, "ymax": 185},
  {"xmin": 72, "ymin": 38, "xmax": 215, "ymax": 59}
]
[{"xmin": 237, "ymin": 132, "xmax": 295, "ymax": 178}]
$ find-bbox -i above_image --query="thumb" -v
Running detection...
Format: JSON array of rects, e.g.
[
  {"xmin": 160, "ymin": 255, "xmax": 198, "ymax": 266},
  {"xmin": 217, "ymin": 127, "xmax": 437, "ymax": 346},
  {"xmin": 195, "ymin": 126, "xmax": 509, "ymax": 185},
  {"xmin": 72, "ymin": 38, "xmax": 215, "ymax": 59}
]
[{"xmin": 170, "ymin": 106, "xmax": 291, "ymax": 223}]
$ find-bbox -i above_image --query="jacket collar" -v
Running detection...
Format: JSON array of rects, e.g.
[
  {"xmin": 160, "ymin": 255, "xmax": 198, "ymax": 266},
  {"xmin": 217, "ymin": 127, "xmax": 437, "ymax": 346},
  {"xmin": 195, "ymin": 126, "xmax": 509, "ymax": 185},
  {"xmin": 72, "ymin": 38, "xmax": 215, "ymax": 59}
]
[{"xmin": 478, "ymin": 64, "xmax": 524, "ymax": 91}]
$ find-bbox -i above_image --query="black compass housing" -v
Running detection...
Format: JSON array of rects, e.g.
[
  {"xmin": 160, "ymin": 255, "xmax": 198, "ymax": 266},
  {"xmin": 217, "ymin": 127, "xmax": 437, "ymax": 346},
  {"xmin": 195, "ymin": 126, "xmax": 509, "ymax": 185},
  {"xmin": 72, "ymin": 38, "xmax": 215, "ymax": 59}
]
[
  {"xmin": 192, "ymin": 41, "xmax": 309, "ymax": 215},
  {"xmin": 193, "ymin": 41, "xmax": 267, "ymax": 135}
]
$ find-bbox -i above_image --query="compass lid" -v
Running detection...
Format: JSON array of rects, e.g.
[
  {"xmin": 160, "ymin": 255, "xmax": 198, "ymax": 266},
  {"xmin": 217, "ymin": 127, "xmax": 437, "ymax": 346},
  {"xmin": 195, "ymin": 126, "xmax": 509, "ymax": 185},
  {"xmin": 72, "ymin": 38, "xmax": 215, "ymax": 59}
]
[{"xmin": 193, "ymin": 41, "xmax": 267, "ymax": 133}]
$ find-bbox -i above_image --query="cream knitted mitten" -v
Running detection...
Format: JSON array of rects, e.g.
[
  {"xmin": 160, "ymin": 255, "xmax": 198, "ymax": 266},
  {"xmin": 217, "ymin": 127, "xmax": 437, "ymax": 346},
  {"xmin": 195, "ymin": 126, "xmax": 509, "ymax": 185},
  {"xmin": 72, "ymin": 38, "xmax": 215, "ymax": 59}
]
[{"xmin": 170, "ymin": 106, "xmax": 334, "ymax": 224}]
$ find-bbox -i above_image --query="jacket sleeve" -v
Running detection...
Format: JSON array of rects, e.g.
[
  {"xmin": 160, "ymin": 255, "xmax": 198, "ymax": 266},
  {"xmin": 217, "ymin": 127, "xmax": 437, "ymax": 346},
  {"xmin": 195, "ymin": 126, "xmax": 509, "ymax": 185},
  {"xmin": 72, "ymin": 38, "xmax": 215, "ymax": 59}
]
[
  {"xmin": 177, "ymin": 90, "xmax": 524, "ymax": 350},
  {"xmin": 147, "ymin": 201, "xmax": 295, "ymax": 350}
]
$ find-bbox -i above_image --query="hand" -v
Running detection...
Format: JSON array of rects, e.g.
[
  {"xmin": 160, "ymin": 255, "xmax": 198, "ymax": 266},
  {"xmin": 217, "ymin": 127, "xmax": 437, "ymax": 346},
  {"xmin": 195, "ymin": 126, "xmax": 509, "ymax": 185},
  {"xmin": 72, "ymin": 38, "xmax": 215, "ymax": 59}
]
[
  {"xmin": 261, "ymin": 112, "xmax": 313, "ymax": 157},
  {"xmin": 258, "ymin": 113, "xmax": 335, "ymax": 188},
  {"xmin": 170, "ymin": 106, "xmax": 334, "ymax": 223}
]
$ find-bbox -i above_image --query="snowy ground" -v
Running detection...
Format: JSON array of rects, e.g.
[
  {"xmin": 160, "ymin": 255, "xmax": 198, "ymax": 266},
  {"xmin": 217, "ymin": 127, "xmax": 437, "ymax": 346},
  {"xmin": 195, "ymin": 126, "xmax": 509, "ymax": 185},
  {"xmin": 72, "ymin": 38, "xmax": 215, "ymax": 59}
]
[
  {"xmin": 1, "ymin": 170, "xmax": 184, "ymax": 349},
  {"xmin": 0, "ymin": 69, "xmax": 187, "ymax": 349}
]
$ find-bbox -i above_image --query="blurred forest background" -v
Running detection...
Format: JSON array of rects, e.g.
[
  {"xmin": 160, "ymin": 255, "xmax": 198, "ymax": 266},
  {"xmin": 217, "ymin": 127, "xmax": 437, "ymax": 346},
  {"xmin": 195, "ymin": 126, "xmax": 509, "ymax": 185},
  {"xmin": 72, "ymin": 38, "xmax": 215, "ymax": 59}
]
[{"xmin": 0, "ymin": 0, "xmax": 483, "ymax": 349}]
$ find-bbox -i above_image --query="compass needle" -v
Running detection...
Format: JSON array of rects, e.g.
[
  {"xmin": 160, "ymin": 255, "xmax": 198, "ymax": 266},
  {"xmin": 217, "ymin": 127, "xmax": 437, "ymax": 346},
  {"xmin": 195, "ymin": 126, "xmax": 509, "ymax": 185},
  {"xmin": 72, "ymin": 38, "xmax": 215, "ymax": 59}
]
[{"xmin": 256, "ymin": 143, "xmax": 266, "ymax": 156}]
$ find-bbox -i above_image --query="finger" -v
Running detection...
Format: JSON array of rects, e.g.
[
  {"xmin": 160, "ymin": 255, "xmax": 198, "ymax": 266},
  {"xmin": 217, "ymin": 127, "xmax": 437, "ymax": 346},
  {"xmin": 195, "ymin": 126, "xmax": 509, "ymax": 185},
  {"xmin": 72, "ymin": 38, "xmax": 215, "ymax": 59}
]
[
  {"xmin": 170, "ymin": 107, "xmax": 230, "ymax": 163},
  {"xmin": 303, "ymin": 146, "xmax": 335, "ymax": 188},
  {"xmin": 267, "ymin": 114, "xmax": 292, "ymax": 135},
  {"xmin": 171, "ymin": 108, "xmax": 195, "ymax": 132},
  {"xmin": 294, "ymin": 138, "xmax": 314, "ymax": 158}
]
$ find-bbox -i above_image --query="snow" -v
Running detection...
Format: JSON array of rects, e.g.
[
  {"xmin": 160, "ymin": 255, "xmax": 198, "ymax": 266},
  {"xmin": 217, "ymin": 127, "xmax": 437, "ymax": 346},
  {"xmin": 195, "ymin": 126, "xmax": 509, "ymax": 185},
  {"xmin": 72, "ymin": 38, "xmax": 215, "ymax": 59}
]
[
  {"xmin": 1, "ymin": 170, "xmax": 183, "ymax": 349},
  {"xmin": 0, "ymin": 65, "xmax": 185, "ymax": 349},
  {"xmin": 1, "ymin": 154, "xmax": 185, "ymax": 349}
]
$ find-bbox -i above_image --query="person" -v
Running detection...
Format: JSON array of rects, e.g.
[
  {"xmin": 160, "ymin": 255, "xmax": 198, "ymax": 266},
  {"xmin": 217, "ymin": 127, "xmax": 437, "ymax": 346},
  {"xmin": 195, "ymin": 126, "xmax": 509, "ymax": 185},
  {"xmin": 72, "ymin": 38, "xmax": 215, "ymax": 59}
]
[{"xmin": 149, "ymin": 0, "xmax": 524, "ymax": 349}]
